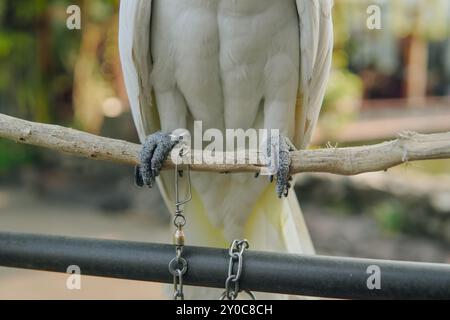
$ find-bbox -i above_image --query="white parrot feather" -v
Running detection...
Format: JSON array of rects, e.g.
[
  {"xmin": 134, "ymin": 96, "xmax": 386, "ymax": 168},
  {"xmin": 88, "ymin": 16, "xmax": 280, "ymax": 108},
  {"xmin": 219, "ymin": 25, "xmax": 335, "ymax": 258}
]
[
  {"xmin": 296, "ymin": 0, "xmax": 334, "ymax": 148},
  {"xmin": 119, "ymin": 0, "xmax": 157, "ymax": 143}
]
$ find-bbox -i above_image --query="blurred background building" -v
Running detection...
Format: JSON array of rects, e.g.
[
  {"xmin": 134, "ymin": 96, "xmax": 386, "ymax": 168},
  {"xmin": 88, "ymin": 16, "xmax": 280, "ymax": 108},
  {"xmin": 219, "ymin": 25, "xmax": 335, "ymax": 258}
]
[{"xmin": 0, "ymin": 0, "xmax": 449, "ymax": 299}]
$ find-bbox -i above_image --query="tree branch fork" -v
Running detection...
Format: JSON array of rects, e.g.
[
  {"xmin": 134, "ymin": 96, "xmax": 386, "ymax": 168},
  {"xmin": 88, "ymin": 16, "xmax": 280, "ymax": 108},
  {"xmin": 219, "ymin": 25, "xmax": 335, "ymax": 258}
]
[{"xmin": 1, "ymin": 113, "xmax": 449, "ymax": 176}]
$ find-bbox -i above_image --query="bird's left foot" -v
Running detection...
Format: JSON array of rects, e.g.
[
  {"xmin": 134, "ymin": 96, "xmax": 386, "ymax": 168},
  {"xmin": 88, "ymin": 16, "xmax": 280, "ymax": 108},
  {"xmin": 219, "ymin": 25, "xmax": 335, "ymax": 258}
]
[
  {"xmin": 274, "ymin": 135, "xmax": 295, "ymax": 198},
  {"xmin": 261, "ymin": 134, "xmax": 295, "ymax": 198}
]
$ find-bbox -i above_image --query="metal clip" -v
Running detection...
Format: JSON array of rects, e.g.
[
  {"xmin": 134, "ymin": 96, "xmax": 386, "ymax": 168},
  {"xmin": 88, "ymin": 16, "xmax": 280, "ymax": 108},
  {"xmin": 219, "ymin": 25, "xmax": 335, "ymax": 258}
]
[{"xmin": 168, "ymin": 144, "xmax": 192, "ymax": 300}]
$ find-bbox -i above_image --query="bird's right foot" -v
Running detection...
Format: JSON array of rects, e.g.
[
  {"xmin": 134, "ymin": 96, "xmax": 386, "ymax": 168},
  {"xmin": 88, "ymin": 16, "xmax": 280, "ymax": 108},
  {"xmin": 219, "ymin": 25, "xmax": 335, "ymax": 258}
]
[{"xmin": 135, "ymin": 132, "xmax": 181, "ymax": 188}]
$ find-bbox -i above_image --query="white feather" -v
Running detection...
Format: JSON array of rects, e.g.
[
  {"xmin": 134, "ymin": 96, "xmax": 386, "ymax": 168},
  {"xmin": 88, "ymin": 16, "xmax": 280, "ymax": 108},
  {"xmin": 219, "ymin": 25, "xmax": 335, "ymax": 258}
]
[
  {"xmin": 296, "ymin": 0, "xmax": 334, "ymax": 148},
  {"xmin": 119, "ymin": 0, "xmax": 157, "ymax": 142}
]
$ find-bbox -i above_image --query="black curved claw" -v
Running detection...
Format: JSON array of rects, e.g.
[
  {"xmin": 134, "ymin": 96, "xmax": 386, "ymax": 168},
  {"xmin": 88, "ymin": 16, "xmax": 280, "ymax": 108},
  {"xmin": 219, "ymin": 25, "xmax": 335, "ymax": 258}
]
[{"xmin": 135, "ymin": 165, "xmax": 144, "ymax": 187}]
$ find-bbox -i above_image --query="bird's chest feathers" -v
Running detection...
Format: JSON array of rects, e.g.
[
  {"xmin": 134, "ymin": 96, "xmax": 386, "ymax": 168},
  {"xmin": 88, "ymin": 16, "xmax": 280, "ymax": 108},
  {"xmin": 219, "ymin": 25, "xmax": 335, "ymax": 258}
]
[
  {"xmin": 154, "ymin": 0, "xmax": 298, "ymax": 68},
  {"xmin": 170, "ymin": 0, "xmax": 294, "ymax": 49},
  {"xmin": 151, "ymin": 0, "xmax": 300, "ymax": 129}
]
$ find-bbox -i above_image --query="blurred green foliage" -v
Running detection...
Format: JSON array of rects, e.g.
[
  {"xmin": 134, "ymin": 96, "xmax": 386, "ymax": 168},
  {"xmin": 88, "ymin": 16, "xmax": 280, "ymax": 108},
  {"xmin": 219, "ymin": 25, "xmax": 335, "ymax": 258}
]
[
  {"xmin": 0, "ymin": 0, "xmax": 76, "ymax": 122},
  {"xmin": 0, "ymin": 0, "xmax": 118, "ymax": 121},
  {"xmin": 0, "ymin": 140, "xmax": 37, "ymax": 173},
  {"xmin": 0, "ymin": 0, "xmax": 118, "ymax": 172},
  {"xmin": 371, "ymin": 200, "xmax": 407, "ymax": 234}
]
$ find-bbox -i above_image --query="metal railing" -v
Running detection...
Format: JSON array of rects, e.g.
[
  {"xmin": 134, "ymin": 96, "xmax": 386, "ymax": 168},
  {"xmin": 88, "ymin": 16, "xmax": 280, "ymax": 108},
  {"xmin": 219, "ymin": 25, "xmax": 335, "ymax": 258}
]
[{"xmin": 0, "ymin": 232, "xmax": 449, "ymax": 299}]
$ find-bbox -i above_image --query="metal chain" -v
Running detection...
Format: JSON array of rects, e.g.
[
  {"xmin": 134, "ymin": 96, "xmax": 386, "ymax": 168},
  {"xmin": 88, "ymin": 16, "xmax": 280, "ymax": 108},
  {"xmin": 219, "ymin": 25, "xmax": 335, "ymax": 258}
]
[
  {"xmin": 168, "ymin": 144, "xmax": 192, "ymax": 300},
  {"xmin": 220, "ymin": 240, "xmax": 256, "ymax": 300}
]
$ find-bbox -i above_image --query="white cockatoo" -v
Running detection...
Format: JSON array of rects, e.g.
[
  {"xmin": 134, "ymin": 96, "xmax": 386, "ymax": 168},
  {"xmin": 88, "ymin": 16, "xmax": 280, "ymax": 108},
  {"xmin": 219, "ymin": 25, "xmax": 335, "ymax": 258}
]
[{"xmin": 119, "ymin": 0, "xmax": 333, "ymax": 299}]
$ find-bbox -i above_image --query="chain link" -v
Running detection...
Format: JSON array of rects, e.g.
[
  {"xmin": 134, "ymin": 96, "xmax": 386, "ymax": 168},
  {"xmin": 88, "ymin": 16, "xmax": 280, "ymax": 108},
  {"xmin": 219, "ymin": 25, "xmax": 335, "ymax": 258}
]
[{"xmin": 220, "ymin": 240, "xmax": 256, "ymax": 300}]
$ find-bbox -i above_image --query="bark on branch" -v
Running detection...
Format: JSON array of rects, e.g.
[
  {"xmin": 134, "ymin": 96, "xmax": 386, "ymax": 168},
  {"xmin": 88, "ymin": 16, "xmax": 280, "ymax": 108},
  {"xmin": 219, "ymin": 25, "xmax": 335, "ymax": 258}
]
[{"xmin": 1, "ymin": 113, "xmax": 449, "ymax": 175}]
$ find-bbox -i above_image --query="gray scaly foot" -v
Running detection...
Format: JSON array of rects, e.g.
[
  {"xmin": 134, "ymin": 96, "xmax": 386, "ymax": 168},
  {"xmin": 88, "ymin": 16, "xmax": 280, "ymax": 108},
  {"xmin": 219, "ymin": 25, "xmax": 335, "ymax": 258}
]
[
  {"xmin": 266, "ymin": 134, "xmax": 294, "ymax": 198},
  {"xmin": 135, "ymin": 132, "xmax": 180, "ymax": 188}
]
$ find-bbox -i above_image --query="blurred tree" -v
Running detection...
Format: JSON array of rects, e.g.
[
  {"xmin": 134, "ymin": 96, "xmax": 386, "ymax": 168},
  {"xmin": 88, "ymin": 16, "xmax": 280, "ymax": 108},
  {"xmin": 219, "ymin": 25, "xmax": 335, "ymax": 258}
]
[
  {"xmin": 0, "ymin": 0, "xmax": 78, "ymax": 122},
  {"xmin": 0, "ymin": 0, "xmax": 120, "ymax": 129},
  {"xmin": 335, "ymin": 0, "xmax": 450, "ymax": 104},
  {"xmin": 319, "ymin": 0, "xmax": 364, "ymax": 137},
  {"xmin": 72, "ymin": 0, "xmax": 121, "ymax": 133},
  {"xmin": 0, "ymin": 0, "xmax": 120, "ymax": 172}
]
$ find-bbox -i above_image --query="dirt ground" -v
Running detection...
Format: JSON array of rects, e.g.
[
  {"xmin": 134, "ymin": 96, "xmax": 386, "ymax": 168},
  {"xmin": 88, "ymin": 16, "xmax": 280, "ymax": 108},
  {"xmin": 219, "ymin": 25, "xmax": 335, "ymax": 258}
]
[{"xmin": 0, "ymin": 183, "xmax": 449, "ymax": 300}]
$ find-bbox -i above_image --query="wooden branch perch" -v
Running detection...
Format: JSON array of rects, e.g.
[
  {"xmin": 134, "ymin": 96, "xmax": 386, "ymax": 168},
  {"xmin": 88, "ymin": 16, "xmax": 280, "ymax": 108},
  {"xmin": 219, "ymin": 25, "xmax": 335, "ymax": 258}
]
[{"xmin": 1, "ymin": 113, "xmax": 449, "ymax": 175}]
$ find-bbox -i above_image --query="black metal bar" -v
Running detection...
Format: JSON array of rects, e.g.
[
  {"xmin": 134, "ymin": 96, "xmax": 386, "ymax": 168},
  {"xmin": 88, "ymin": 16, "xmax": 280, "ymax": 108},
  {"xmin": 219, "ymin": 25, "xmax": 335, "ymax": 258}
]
[{"xmin": 0, "ymin": 232, "xmax": 449, "ymax": 299}]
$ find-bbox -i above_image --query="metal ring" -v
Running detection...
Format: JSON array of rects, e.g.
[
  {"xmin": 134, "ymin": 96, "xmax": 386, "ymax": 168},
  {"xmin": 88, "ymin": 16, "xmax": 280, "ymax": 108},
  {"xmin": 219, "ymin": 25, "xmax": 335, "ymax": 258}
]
[
  {"xmin": 173, "ymin": 215, "xmax": 186, "ymax": 228},
  {"xmin": 236, "ymin": 240, "xmax": 250, "ymax": 252},
  {"xmin": 229, "ymin": 239, "xmax": 249, "ymax": 256},
  {"xmin": 168, "ymin": 257, "xmax": 188, "ymax": 276}
]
